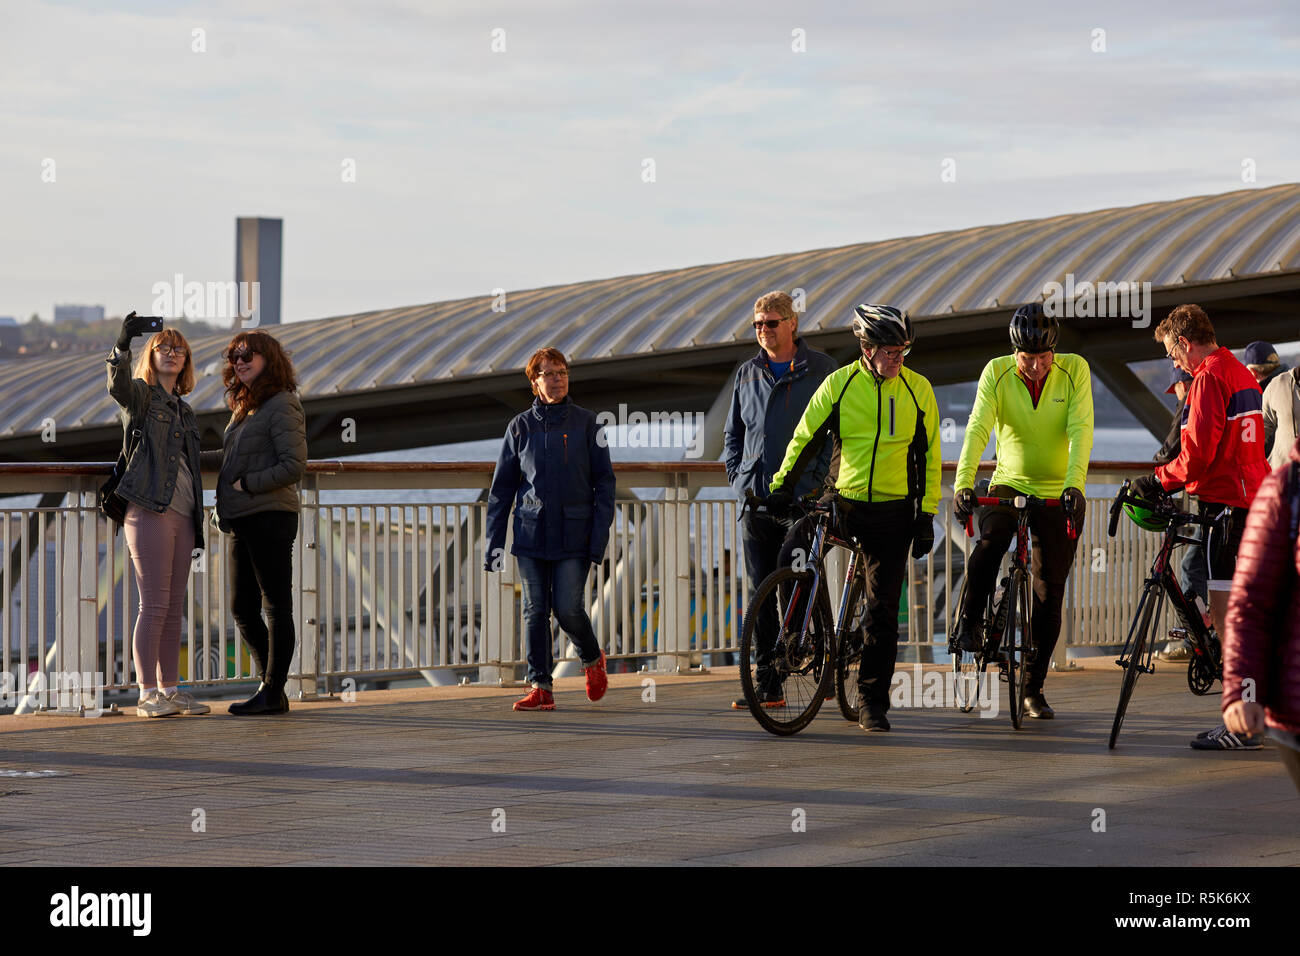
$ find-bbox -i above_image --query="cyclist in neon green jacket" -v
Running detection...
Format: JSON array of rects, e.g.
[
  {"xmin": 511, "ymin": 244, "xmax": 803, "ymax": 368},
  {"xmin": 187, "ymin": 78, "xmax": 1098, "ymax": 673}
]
[
  {"xmin": 768, "ymin": 304, "xmax": 941, "ymax": 733},
  {"xmin": 952, "ymin": 303, "xmax": 1094, "ymax": 719}
]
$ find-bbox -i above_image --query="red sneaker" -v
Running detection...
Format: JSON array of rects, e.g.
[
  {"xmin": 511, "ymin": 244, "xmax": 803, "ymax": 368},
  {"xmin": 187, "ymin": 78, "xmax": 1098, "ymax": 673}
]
[
  {"xmin": 585, "ymin": 652, "xmax": 608, "ymax": 702},
  {"xmin": 513, "ymin": 687, "xmax": 555, "ymax": 711}
]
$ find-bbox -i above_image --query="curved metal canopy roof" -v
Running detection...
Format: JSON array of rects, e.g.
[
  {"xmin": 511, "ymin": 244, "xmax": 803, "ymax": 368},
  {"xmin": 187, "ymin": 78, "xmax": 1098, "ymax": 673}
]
[{"xmin": 4, "ymin": 182, "xmax": 1299, "ymax": 442}]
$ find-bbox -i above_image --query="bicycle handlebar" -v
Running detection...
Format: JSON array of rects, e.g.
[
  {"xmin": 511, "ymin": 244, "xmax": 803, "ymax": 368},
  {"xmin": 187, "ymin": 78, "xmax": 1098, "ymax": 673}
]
[
  {"xmin": 741, "ymin": 489, "xmax": 822, "ymax": 520},
  {"xmin": 963, "ymin": 495, "xmax": 1076, "ymax": 540},
  {"xmin": 1106, "ymin": 478, "xmax": 1218, "ymax": 539}
]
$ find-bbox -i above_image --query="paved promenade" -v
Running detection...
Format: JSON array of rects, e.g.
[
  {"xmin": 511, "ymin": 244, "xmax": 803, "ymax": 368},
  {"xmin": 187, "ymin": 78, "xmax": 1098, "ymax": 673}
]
[{"xmin": 1, "ymin": 664, "xmax": 1296, "ymax": 866}]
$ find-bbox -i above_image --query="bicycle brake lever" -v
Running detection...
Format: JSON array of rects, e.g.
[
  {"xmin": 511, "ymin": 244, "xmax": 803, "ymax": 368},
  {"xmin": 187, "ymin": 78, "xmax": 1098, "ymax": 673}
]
[{"xmin": 1107, "ymin": 484, "xmax": 1126, "ymax": 538}]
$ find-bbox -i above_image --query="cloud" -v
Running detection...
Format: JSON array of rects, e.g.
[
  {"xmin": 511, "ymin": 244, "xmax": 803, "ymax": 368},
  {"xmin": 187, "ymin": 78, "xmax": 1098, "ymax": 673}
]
[{"xmin": 1, "ymin": 0, "xmax": 1297, "ymax": 324}]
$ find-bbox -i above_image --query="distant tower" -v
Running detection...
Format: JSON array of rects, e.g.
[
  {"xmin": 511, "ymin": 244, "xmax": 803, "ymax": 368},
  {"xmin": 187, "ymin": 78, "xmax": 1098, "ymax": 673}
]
[{"xmin": 235, "ymin": 217, "xmax": 282, "ymax": 327}]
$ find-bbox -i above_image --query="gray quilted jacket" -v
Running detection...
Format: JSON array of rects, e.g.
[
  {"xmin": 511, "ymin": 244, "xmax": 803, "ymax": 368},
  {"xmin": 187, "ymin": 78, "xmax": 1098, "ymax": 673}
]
[{"xmin": 210, "ymin": 390, "xmax": 307, "ymax": 528}]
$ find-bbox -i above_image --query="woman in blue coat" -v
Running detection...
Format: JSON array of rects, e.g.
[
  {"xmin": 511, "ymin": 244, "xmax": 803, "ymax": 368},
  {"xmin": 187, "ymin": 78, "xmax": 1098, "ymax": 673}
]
[{"xmin": 485, "ymin": 348, "xmax": 616, "ymax": 711}]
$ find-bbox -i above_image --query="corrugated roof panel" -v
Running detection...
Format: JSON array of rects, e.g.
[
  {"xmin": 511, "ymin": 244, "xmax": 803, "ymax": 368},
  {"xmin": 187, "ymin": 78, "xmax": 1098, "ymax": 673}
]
[
  {"xmin": 902, "ymin": 219, "xmax": 1050, "ymax": 315},
  {"xmin": 1096, "ymin": 195, "xmax": 1230, "ymax": 290},
  {"xmin": 1236, "ymin": 203, "xmax": 1300, "ymax": 276},
  {"xmin": 952, "ymin": 205, "xmax": 1140, "ymax": 312},
  {"xmin": 5, "ymin": 184, "xmax": 1297, "ymax": 441},
  {"xmin": 1185, "ymin": 190, "xmax": 1298, "ymax": 282}
]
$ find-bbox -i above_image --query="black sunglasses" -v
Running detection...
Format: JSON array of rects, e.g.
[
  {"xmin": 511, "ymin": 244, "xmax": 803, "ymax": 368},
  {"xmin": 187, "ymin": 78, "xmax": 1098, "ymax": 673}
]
[
  {"xmin": 225, "ymin": 347, "xmax": 259, "ymax": 364},
  {"xmin": 752, "ymin": 317, "xmax": 787, "ymax": 330}
]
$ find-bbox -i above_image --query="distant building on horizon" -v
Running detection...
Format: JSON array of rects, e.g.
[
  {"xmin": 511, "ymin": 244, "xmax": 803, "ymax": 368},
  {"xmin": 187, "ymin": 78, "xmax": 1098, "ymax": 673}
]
[
  {"xmin": 236, "ymin": 217, "xmax": 282, "ymax": 326},
  {"xmin": 0, "ymin": 316, "xmax": 22, "ymax": 353},
  {"xmin": 53, "ymin": 304, "xmax": 105, "ymax": 324}
]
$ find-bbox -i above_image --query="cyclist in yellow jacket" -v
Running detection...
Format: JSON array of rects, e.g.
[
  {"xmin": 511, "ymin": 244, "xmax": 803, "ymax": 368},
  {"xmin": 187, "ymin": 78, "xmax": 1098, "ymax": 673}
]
[
  {"xmin": 768, "ymin": 304, "xmax": 941, "ymax": 733},
  {"xmin": 952, "ymin": 303, "xmax": 1094, "ymax": 719}
]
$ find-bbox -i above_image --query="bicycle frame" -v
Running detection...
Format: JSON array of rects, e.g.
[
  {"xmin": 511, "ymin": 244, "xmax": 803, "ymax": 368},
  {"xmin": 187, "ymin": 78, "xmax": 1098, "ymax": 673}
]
[
  {"xmin": 981, "ymin": 499, "xmax": 1030, "ymax": 657},
  {"xmin": 736, "ymin": 494, "xmax": 874, "ymax": 735},
  {"xmin": 1106, "ymin": 480, "xmax": 1225, "ymax": 747},
  {"xmin": 956, "ymin": 493, "xmax": 1075, "ymax": 729},
  {"xmin": 966, "ymin": 494, "xmax": 1074, "ymax": 654},
  {"xmin": 1117, "ymin": 510, "xmax": 1217, "ymax": 675},
  {"xmin": 793, "ymin": 502, "xmax": 866, "ymax": 660}
]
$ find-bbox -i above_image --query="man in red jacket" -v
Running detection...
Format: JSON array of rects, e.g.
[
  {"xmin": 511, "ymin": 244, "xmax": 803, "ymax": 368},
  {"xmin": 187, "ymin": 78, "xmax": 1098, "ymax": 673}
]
[
  {"xmin": 1131, "ymin": 304, "xmax": 1269, "ymax": 749},
  {"xmin": 1221, "ymin": 436, "xmax": 1300, "ymax": 790}
]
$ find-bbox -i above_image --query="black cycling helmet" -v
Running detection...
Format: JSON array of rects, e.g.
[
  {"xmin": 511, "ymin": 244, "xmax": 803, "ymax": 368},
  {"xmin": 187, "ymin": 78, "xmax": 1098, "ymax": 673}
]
[
  {"xmin": 852, "ymin": 303, "xmax": 914, "ymax": 347},
  {"xmin": 1009, "ymin": 302, "xmax": 1059, "ymax": 352}
]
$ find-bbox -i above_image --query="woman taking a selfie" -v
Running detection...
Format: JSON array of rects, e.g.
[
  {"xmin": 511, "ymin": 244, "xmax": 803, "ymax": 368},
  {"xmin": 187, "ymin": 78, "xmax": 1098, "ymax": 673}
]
[
  {"xmin": 212, "ymin": 330, "xmax": 307, "ymax": 716},
  {"xmin": 106, "ymin": 314, "xmax": 209, "ymax": 718}
]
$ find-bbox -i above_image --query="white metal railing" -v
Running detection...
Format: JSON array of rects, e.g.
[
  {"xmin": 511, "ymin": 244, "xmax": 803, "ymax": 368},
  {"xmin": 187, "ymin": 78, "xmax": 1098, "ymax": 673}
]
[{"xmin": 0, "ymin": 462, "xmax": 1166, "ymax": 712}]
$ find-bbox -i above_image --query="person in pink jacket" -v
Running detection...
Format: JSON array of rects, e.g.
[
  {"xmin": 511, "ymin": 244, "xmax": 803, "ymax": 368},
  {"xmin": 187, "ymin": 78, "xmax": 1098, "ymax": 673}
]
[{"xmin": 1221, "ymin": 435, "xmax": 1300, "ymax": 791}]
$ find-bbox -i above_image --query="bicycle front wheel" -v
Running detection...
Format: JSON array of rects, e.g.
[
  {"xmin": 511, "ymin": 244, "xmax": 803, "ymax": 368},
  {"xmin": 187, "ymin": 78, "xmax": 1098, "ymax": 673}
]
[
  {"xmin": 998, "ymin": 574, "xmax": 1019, "ymax": 733},
  {"xmin": 739, "ymin": 567, "xmax": 834, "ymax": 736},
  {"xmin": 1109, "ymin": 584, "xmax": 1159, "ymax": 750},
  {"xmin": 1009, "ymin": 571, "xmax": 1033, "ymax": 730},
  {"xmin": 836, "ymin": 573, "xmax": 865, "ymax": 722}
]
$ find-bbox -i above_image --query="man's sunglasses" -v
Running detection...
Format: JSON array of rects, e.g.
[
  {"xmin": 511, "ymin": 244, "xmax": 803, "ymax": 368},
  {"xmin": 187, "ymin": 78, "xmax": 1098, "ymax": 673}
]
[
  {"xmin": 862, "ymin": 341, "xmax": 911, "ymax": 359},
  {"xmin": 752, "ymin": 317, "xmax": 789, "ymax": 331}
]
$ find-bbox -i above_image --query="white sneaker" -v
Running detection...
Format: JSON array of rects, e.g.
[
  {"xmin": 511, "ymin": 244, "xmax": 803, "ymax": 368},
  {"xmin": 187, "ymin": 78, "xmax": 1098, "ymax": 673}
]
[
  {"xmin": 136, "ymin": 692, "xmax": 181, "ymax": 718},
  {"xmin": 165, "ymin": 690, "xmax": 211, "ymax": 715}
]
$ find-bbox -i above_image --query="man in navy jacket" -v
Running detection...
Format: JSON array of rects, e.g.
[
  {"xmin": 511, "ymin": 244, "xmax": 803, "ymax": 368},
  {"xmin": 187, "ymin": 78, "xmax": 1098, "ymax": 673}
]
[
  {"xmin": 486, "ymin": 348, "xmax": 616, "ymax": 711},
  {"xmin": 724, "ymin": 291, "xmax": 836, "ymax": 709}
]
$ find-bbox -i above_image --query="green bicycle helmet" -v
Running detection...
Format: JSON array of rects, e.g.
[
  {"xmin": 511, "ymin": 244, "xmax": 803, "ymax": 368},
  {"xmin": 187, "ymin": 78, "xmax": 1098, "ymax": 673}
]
[{"xmin": 1124, "ymin": 501, "xmax": 1170, "ymax": 532}]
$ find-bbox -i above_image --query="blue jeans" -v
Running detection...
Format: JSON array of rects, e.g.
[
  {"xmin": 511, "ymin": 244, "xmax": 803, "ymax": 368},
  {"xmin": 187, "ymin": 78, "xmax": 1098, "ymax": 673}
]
[{"xmin": 515, "ymin": 555, "xmax": 602, "ymax": 689}]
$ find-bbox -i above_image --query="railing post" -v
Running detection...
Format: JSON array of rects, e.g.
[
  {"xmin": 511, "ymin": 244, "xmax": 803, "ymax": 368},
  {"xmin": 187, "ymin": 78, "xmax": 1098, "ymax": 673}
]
[
  {"xmin": 482, "ymin": 522, "xmax": 516, "ymax": 685},
  {"xmin": 34, "ymin": 483, "xmax": 106, "ymax": 716},
  {"xmin": 79, "ymin": 482, "xmax": 108, "ymax": 713},
  {"xmin": 290, "ymin": 474, "xmax": 321, "ymax": 700},
  {"xmin": 656, "ymin": 473, "xmax": 691, "ymax": 672}
]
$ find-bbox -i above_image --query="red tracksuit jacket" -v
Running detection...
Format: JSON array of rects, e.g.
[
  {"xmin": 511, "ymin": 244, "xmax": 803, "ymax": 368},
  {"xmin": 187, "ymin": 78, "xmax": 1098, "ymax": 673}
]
[{"xmin": 1155, "ymin": 347, "xmax": 1267, "ymax": 508}]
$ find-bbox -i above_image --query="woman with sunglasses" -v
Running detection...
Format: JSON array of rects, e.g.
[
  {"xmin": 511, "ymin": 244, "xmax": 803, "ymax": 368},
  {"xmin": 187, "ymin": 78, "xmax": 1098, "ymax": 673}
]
[
  {"xmin": 107, "ymin": 315, "xmax": 209, "ymax": 717},
  {"xmin": 484, "ymin": 348, "xmax": 615, "ymax": 711},
  {"xmin": 213, "ymin": 331, "xmax": 307, "ymax": 715}
]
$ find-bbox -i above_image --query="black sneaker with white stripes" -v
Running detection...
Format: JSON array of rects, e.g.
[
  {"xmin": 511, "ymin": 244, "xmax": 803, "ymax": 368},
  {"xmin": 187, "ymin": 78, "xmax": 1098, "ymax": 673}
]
[{"xmin": 1189, "ymin": 724, "xmax": 1264, "ymax": 750}]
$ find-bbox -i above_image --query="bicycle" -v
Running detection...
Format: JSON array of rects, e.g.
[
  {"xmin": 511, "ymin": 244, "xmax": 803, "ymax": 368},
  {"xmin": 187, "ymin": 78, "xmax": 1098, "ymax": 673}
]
[
  {"xmin": 1104, "ymin": 480, "xmax": 1224, "ymax": 750},
  {"xmin": 949, "ymin": 493, "xmax": 1076, "ymax": 730},
  {"xmin": 737, "ymin": 492, "xmax": 873, "ymax": 737}
]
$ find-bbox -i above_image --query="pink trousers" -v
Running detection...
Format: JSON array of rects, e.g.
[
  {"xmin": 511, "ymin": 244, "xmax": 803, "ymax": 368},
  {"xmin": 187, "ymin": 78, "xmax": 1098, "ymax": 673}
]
[{"xmin": 124, "ymin": 505, "xmax": 195, "ymax": 692}]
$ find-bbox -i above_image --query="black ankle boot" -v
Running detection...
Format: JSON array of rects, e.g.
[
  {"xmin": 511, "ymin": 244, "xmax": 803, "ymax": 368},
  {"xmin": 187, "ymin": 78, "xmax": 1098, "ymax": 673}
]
[{"xmin": 228, "ymin": 683, "xmax": 289, "ymax": 716}]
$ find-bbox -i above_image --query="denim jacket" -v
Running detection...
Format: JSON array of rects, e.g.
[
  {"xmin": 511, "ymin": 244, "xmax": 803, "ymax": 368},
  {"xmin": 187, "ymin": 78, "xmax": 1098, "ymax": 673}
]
[
  {"xmin": 485, "ymin": 397, "xmax": 616, "ymax": 565},
  {"xmin": 722, "ymin": 338, "xmax": 837, "ymax": 502},
  {"xmin": 105, "ymin": 347, "xmax": 205, "ymax": 549}
]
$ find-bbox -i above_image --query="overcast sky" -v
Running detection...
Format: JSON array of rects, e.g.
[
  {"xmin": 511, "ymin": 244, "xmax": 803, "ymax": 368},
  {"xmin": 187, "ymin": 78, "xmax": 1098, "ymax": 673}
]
[{"xmin": 2, "ymin": 0, "xmax": 1297, "ymax": 325}]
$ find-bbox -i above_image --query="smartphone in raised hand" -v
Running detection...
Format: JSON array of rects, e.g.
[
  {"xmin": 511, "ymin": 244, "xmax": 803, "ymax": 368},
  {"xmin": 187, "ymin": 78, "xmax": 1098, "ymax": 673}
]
[{"xmin": 125, "ymin": 310, "xmax": 165, "ymax": 334}]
